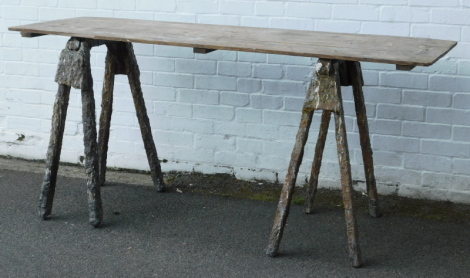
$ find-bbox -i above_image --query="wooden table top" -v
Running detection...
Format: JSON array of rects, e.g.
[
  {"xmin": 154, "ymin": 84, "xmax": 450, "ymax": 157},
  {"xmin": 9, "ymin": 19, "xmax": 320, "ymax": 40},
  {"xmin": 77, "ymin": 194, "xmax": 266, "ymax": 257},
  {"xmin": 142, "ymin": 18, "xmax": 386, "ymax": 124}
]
[{"xmin": 9, "ymin": 17, "xmax": 456, "ymax": 67}]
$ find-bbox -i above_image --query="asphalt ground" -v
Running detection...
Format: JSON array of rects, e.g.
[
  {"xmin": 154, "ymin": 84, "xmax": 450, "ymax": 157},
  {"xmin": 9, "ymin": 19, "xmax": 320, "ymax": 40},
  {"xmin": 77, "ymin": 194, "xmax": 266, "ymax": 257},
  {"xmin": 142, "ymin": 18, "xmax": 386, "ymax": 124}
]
[{"xmin": 0, "ymin": 158, "xmax": 469, "ymax": 277}]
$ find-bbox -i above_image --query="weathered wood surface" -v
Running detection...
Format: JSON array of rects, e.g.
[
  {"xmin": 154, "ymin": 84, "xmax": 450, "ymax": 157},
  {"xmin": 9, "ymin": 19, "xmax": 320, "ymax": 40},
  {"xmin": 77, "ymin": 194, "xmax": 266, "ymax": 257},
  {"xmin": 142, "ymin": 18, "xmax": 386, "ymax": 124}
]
[
  {"xmin": 267, "ymin": 59, "xmax": 362, "ymax": 267},
  {"xmin": 9, "ymin": 17, "xmax": 456, "ymax": 67},
  {"xmin": 97, "ymin": 48, "xmax": 116, "ymax": 187},
  {"xmin": 348, "ymin": 61, "xmax": 380, "ymax": 218},
  {"xmin": 39, "ymin": 84, "xmax": 70, "ymax": 219},
  {"xmin": 304, "ymin": 110, "xmax": 331, "ymax": 214}
]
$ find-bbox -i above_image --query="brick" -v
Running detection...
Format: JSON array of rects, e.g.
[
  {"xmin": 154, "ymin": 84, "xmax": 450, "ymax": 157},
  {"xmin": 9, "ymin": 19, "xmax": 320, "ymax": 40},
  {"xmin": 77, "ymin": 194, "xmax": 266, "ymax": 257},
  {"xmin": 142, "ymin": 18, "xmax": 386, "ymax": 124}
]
[
  {"xmin": 380, "ymin": 6, "xmax": 429, "ymax": 22},
  {"xmin": 367, "ymin": 151, "xmax": 403, "ymax": 167},
  {"xmin": 363, "ymin": 87, "xmax": 401, "ymax": 104},
  {"xmin": 263, "ymin": 110, "xmax": 301, "ymax": 127},
  {"xmin": 136, "ymin": 0, "xmax": 176, "ymax": 12},
  {"xmin": 372, "ymin": 135, "xmax": 420, "ymax": 153},
  {"xmin": 285, "ymin": 66, "xmax": 313, "ymax": 82},
  {"xmin": 217, "ymin": 61, "xmax": 252, "ymax": 77},
  {"xmin": 458, "ymin": 60, "xmax": 470, "ymax": 75},
  {"xmin": 153, "ymin": 102, "xmax": 192, "ymax": 118},
  {"xmin": 365, "ymin": 119, "xmax": 401, "ymax": 136},
  {"xmin": 410, "ymin": 0, "xmax": 459, "ymax": 7},
  {"xmin": 237, "ymin": 78, "xmax": 262, "ymax": 93},
  {"xmin": 411, "ymin": 24, "xmax": 461, "ymax": 41},
  {"xmin": 251, "ymin": 94, "xmax": 283, "ymax": 110},
  {"xmin": 220, "ymin": 92, "xmax": 250, "ymax": 107},
  {"xmin": 258, "ymin": 155, "xmax": 287, "ymax": 171},
  {"xmin": 235, "ymin": 108, "xmax": 262, "ymax": 123},
  {"xmin": 176, "ymin": 59, "xmax": 216, "ymax": 74},
  {"xmin": 238, "ymin": 52, "xmax": 267, "ymax": 63},
  {"xmin": 270, "ymin": 18, "xmax": 314, "ymax": 31},
  {"xmin": 179, "ymin": 89, "xmax": 219, "ymax": 105},
  {"xmin": 154, "ymin": 45, "xmax": 194, "ymax": 59},
  {"xmin": 220, "ymin": 1, "xmax": 253, "ymax": 16},
  {"xmin": 193, "ymin": 104, "xmax": 234, "ymax": 120},
  {"xmin": 75, "ymin": 9, "xmax": 114, "ymax": 17},
  {"xmin": 406, "ymin": 153, "xmax": 452, "ymax": 173},
  {"xmin": 198, "ymin": 15, "xmax": 240, "ymax": 26},
  {"xmin": 4, "ymin": 62, "xmax": 39, "ymax": 76},
  {"xmin": 253, "ymin": 64, "xmax": 283, "ymax": 79},
  {"xmin": 333, "ymin": 5, "xmax": 379, "ymax": 21},
  {"xmin": 263, "ymin": 80, "xmax": 307, "ymax": 97},
  {"xmin": 2, "ymin": 34, "xmax": 38, "ymax": 48},
  {"xmin": 426, "ymin": 107, "xmax": 470, "ymax": 125},
  {"xmin": 58, "ymin": 0, "xmax": 95, "ymax": 9},
  {"xmin": 195, "ymin": 50, "xmax": 237, "ymax": 62},
  {"xmin": 377, "ymin": 104, "xmax": 425, "ymax": 121},
  {"xmin": 195, "ymin": 134, "xmax": 236, "ymax": 150},
  {"xmin": 453, "ymin": 158, "xmax": 470, "ymax": 175},
  {"xmin": 154, "ymin": 130, "xmax": 193, "ymax": 147},
  {"xmin": 263, "ymin": 140, "xmax": 294, "ymax": 157},
  {"xmin": 403, "ymin": 90, "xmax": 451, "ymax": 107},
  {"xmin": 97, "ymin": 0, "xmax": 135, "ymax": 10},
  {"xmin": 137, "ymin": 57, "xmax": 175, "ymax": 72},
  {"xmin": 402, "ymin": 122, "xmax": 451, "ymax": 139},
  {"xmin": 421, "ymin": 139, "xmax": 470, "ymax": 158},
  {"xmin": 315, "ymin": 20, "xmax": 361, "ymax": 33},
  {"xmin": 236, "ymin": 138, "xmax": 263, "ymax": 153},
  {"xmin": 195, "ymin": 76, "xmax": 237, "ymax": 91},
  {"xmin": 3, "ymin": 5, "xmax": 37, "ymax": 20},
  {"xmin": 154, "ymin": 72, "xmax": 193, "ymax": 88},
  {"xmin": 430, "ymin": 75, "xmax": 470, "ymax": 92},
  {"xmin": 22, "ymin": 0, "xmax": 57, "ymax": 6},
  {"xmin": 453, "ymin": 126, "xmax": 470, "ymax": 142},
  {"xmin": 154, "ymin": 115, "xmax": 214, "ymax": 134},
  {"xmin": 286, "ymin": 3, "xmax": 331, "ymax": 19},
  {"xmin": 254, "ymin": 2, "xmax": 285, "ymax": 16},
  {"xmin": 241, "ymin": 17, "xmax": 269, "ymax": 28},
  {"xmin": 214, "ymin": 121, "xmax": 246, "ymax": 136},
  {"xmin": 363, "ymin": 22, "xmax": 410, "ymax": 36},
  {"xmin": 431, "ymin": 9, "xmax": 470, "ymax": 25},
  {"xmin": 176, "ymin": 0, "xmax": 219, "ymax": 14},
  {"xmin": 267, "ymin": 54, "xmax": 314, "ymax": 66},
  {"xmin": 108, "ymin": 140, "xmax": 136, "ymax": 154},
  {"xmin": 142, "ymin": 86, "xmax": 176, "ymax": 101},
  {"xmin": 113, "ymin": 11, "xmax": 153, "ymax": 20},
  {"xmin": 362, "ymin": 0, "xmax": 407, "ymax": 4},
  {"xmin": 174, "ymin": 146, "xmax": 214, "ymax": 163},
  {"xmin": 6, "ymin": 116, "xmax": 42, "ymax": 132},
  {"xmin": 284, "ymin": 97, "xmax": 304, "ymax": 111},
  {"xmin": 5, "ymin": 88, "xmax": 41, "ymax": 104},
  {"xmin": 379, "ymin": 72, "xmax": 428, "ymax": 89},
  {"xmin": 1, "ymin": 48, "xmax": 22, "ymax": 61},
  {"xmin": 246, "ymin": 123, "xmax": 279, "ymax": 140},
  {"xmin": 154, "ymin": 13, "xmax": 196, "ymax": 23}
]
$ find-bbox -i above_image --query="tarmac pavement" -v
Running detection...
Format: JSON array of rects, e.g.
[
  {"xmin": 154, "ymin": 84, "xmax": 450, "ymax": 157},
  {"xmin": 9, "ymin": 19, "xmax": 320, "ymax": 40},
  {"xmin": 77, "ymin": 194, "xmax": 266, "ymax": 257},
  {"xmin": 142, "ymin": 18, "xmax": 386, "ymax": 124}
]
[{"xmin": 0, "ymin": 158, "xmax": 469, "ymax": 277}]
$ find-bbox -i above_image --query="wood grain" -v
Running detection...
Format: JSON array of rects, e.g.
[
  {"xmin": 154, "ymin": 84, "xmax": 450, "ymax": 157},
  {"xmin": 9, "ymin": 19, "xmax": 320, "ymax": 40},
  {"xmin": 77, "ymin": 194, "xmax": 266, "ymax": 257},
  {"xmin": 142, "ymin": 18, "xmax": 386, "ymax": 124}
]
[{"xmin": 9, "ymin": 17, "xmax": 456, "ymax": 67}]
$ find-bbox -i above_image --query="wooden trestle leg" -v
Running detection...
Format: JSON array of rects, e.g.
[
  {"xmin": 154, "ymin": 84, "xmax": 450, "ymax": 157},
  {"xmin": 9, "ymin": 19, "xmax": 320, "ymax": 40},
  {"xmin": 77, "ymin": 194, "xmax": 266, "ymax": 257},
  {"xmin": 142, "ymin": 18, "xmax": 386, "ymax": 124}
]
[
  {"xmin": 304, "ymin": 110, "xmax": 331, "ymax": 214},
  {"xmin": 41, "ymin": 38, "xmax": 103, "ymax": 227},
  {"xmin": 348, "ymin": 61, "xmax": 380, "ymax": 217},
  {"xmin": 78, "ymin": 40, "xmax": 102, "ymax": 227},
  {"xmin": 267, "ymin": 59, "xmax": 362, "ymax": 267},
  {"xmin": 39, "ymin": 84, "xmax": 71, "ymax": 219},
  {"xmin": 97, "ymin": 48, "xmax": 116, "ymax": 187},
  {"xmin": 98, "ymin": 42, "xmax": 165, "ymax": 191}
]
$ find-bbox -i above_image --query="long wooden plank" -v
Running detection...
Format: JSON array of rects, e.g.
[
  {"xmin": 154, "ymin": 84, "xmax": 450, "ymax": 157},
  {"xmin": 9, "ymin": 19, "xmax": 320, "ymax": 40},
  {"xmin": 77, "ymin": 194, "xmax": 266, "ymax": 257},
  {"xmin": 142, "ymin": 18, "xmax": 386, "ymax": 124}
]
[{"xmin": 9, "ymin": 17, "xmax": 456, "ymax": 67}]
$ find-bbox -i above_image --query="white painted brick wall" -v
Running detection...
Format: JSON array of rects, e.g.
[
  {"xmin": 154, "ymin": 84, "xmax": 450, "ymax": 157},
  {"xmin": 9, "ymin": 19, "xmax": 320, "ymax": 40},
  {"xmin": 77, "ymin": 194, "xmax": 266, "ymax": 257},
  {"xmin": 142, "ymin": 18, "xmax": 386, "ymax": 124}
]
[{"xmin": 1, "ymin": 0, "xmax": 470, "ymax": 204}]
